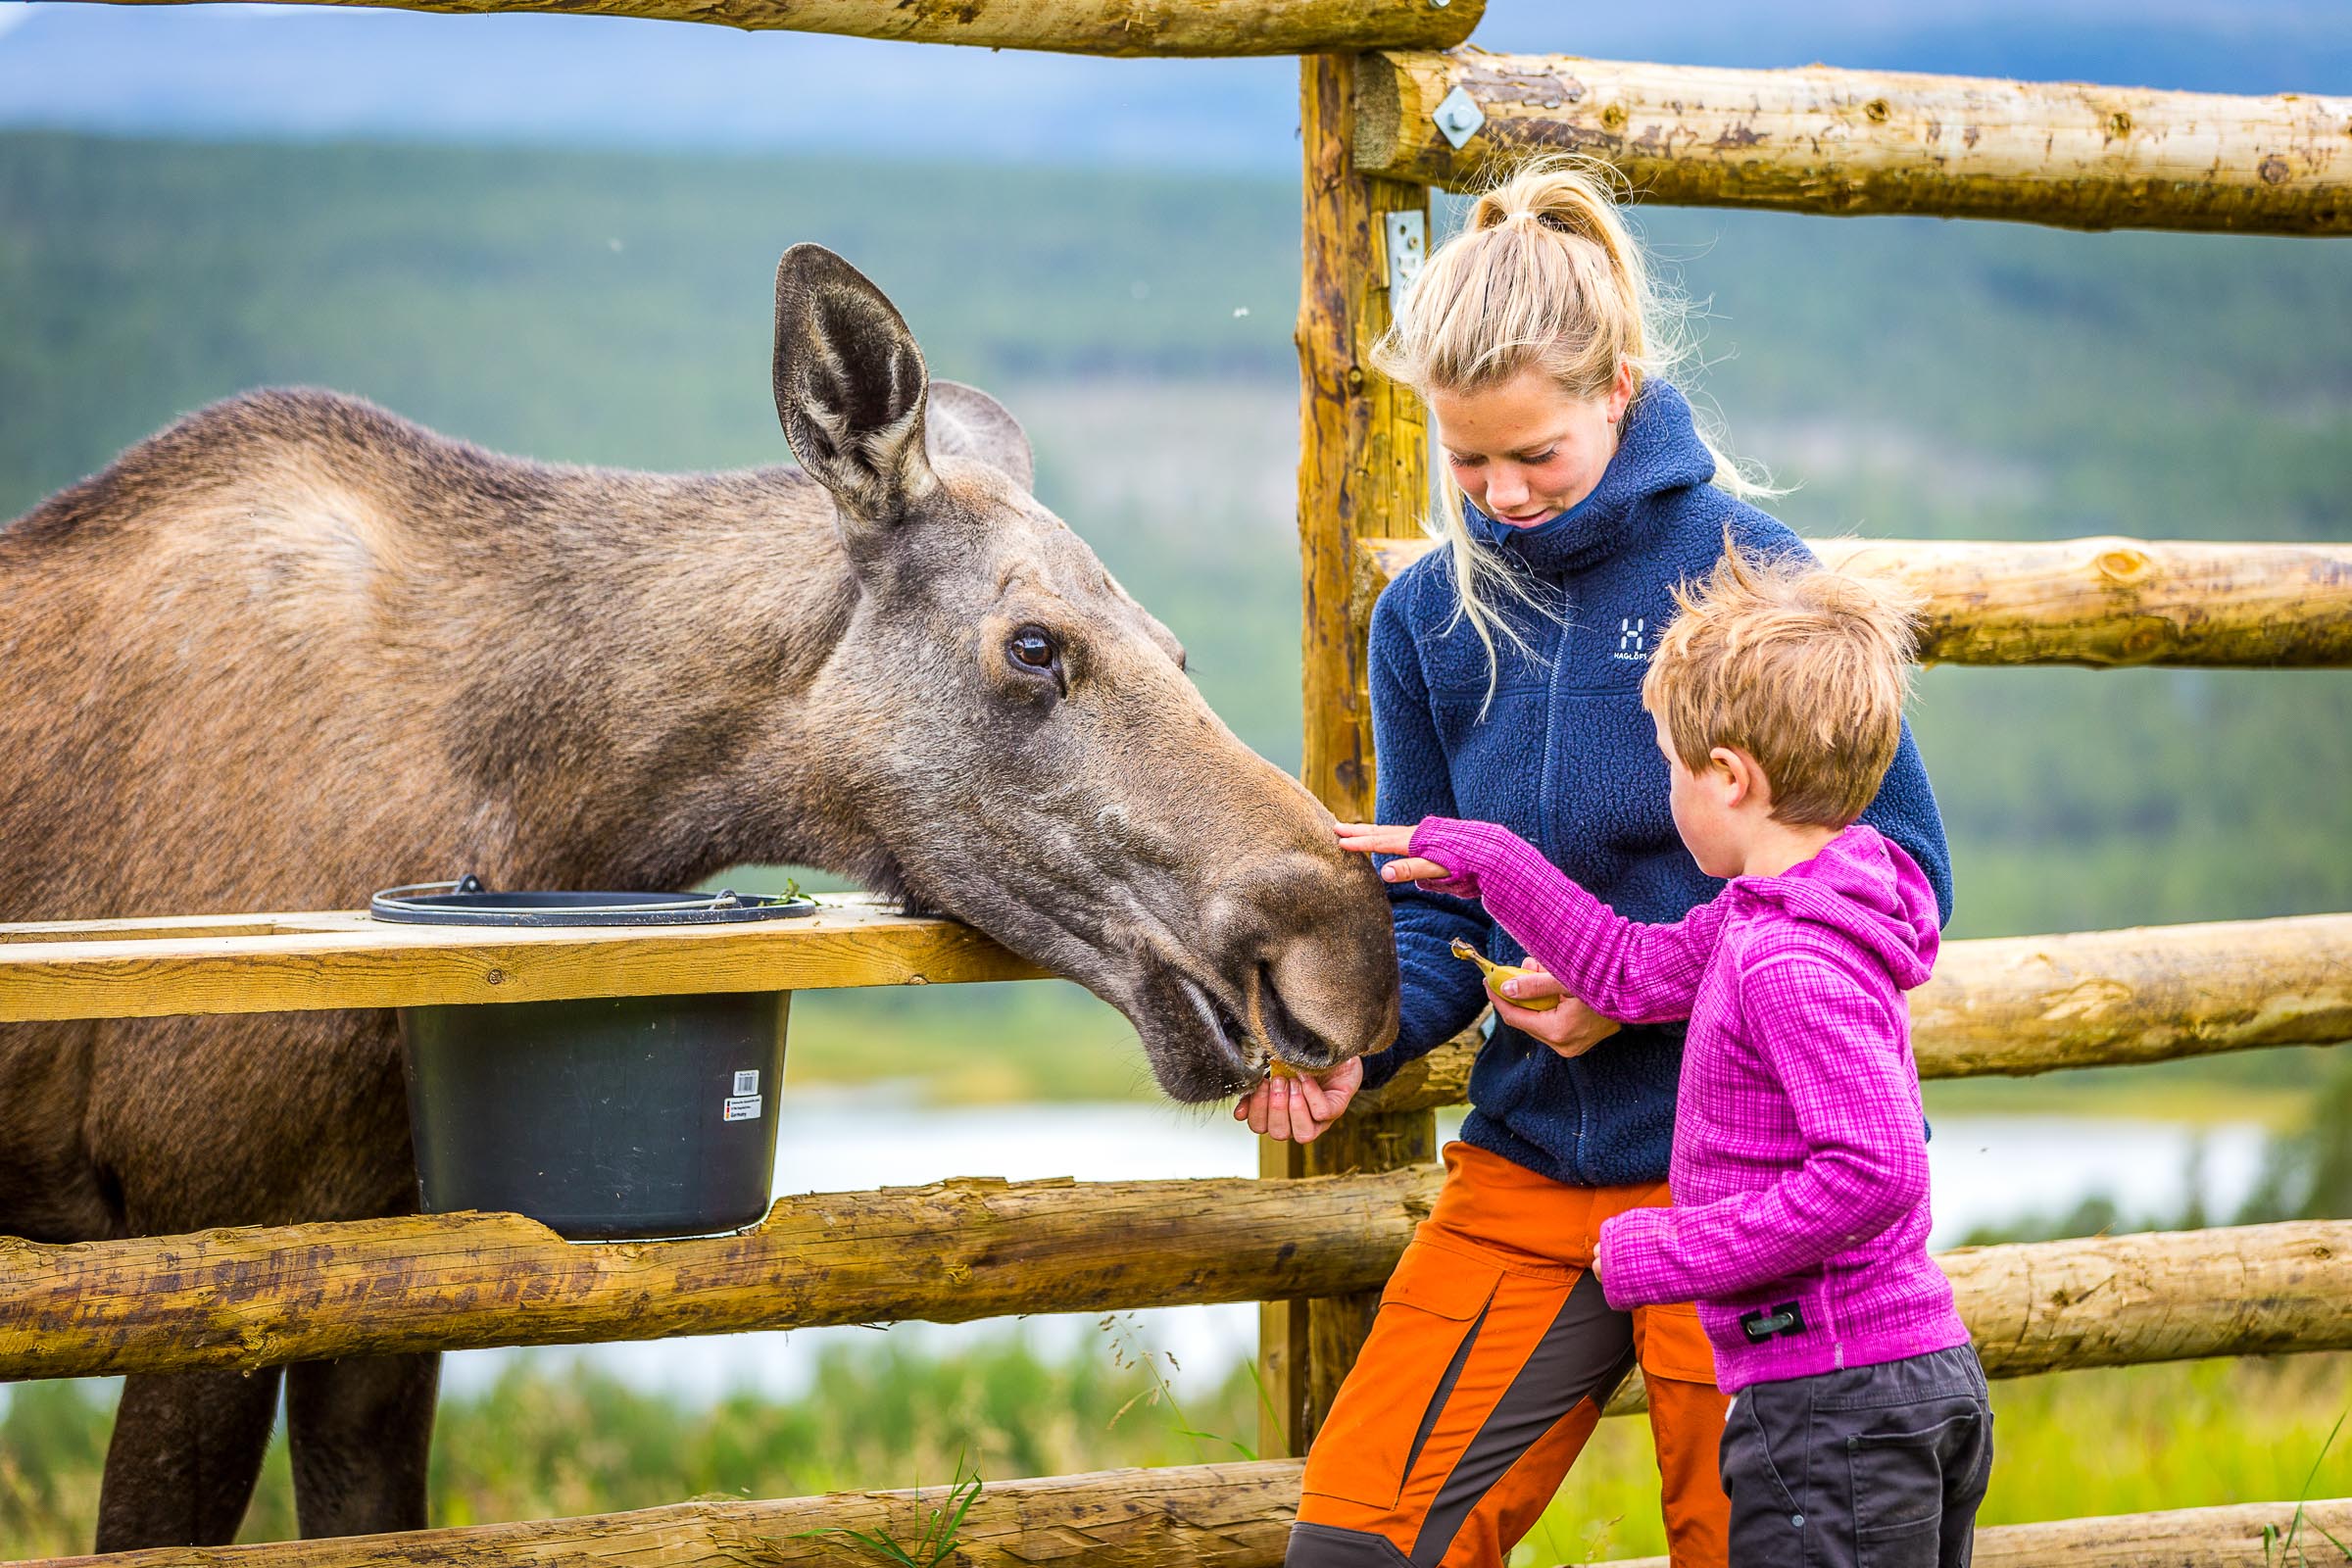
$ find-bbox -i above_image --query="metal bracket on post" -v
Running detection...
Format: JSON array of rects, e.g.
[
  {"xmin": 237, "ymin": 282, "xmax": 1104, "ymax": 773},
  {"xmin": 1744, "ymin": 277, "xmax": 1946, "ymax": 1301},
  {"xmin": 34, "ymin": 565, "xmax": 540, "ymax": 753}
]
[{"xmin": 1383, "ymin": 210, "xmax": 1427, "ymax": 306}]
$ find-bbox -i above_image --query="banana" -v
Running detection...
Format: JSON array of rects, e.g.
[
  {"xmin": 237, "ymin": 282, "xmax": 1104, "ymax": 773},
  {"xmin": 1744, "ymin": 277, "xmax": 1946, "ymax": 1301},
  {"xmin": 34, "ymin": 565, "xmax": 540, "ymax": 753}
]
[{"xmin": 1450, "ymin": 937, "xmax": 1558, "ymax": 1010}]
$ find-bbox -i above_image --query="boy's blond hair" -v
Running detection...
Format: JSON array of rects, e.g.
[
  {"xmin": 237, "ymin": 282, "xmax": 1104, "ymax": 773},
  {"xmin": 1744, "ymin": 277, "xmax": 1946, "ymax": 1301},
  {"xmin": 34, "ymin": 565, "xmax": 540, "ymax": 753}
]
[{"xmin": 1641, "ymin": 544, "xmax": 1923, "ymax": 828}]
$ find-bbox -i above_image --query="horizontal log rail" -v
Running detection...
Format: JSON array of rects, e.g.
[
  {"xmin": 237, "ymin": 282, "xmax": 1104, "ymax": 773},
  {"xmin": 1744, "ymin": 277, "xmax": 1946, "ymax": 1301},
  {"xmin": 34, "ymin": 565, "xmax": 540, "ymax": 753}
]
[
  {"xmin": 3, "ymin": 1137, "xmax": 2343, "ymax": 1384},
  {"xmin": 0, "ymin": 1169, "xmax": 1439, "ymax": 1381},
  {"xmin": 1356, "ymin": 49, "xmax": 2352, "ymax": 235},
  {"xmin": 1573, "ymin": 1497, "xmax": 2352, "ymax": 1568},
  {"xmin": 0, "ymin": 895, "xmax": 1045, "ymax": 1024},
  {"xmin": 1354, "ymin": 537, "xmax": 2352, "ymax": 669},
  {"xmin": 71, "ymin": 0, "xmax": 1480, "ymax": 57},
  {"xmin": 20, "ymin": 1460, "xmax": 1303, "ymax": 1568},
  {"xmin": 14, "ymin": 1467, "xmax": 2348, "ymax": 1568},
  {"xmin": 1356, "ymin": 911, "xmax": 2352, "ymax": 1115}
]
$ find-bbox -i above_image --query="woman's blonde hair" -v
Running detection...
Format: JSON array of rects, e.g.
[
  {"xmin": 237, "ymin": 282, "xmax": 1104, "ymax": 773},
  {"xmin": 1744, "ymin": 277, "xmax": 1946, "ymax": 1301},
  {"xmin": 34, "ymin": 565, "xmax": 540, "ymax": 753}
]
[
  {"xmin": 1370, "ymin": 156, "xmax": 1773, "ymax": 694},
  {"xmin": 1642, "ymin": 543, "xmax": 1922, "ymax": 828}
]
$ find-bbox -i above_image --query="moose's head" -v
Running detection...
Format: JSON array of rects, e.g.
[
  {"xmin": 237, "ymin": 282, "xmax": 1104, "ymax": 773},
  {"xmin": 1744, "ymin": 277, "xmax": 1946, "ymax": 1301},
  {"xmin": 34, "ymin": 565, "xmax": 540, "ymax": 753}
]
[{"xmin": 737, "ymin": 246, "xmax": 1398, "ymax": 1101}]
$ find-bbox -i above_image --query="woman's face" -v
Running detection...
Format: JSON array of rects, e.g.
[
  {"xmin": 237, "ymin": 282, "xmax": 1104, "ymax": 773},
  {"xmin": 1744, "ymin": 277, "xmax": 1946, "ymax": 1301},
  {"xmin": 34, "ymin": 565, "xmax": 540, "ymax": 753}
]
[{"xmin": 1429, "ymin": 363, "xmax": 1634, "ymax": 528}]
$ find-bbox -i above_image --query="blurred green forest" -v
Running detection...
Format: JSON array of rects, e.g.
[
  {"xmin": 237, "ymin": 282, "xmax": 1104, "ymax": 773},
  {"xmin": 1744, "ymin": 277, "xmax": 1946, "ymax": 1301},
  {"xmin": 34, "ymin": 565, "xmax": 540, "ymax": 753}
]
[{"xmin": 3, "ymin": 130, "xmax": 2347, "ymax": 1107}]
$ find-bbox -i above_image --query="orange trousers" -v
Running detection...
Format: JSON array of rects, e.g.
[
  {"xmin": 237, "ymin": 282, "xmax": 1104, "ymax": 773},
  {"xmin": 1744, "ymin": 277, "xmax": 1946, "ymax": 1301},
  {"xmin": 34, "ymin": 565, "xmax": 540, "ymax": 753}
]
[{"xmin": 1290, "ymin": 1144, "xmax": 1730, "ymax": 1568}]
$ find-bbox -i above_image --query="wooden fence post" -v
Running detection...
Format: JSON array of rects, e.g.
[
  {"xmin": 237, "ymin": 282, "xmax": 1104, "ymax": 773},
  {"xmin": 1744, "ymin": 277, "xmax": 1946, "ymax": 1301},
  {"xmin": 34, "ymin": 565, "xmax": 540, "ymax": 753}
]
[{"xmin": 1262, "ymin": 49, "xmax": 1437, "ymax": 1459}]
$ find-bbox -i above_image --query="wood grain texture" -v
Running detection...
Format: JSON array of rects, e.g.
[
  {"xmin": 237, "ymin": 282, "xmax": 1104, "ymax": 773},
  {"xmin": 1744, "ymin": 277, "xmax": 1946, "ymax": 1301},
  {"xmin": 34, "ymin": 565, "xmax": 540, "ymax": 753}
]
[
  {"xmin": 0, "ymin": 1169, "xmax": 1442, "ymax": 1381},
  {"xmin": 1358, "ymin": 912, "xmax": 2352, "ymax": 1114},
  {"xmin": 1570, "ymin": 1497, "xmax": 2352, "ymax": 1568},
  {"xmin": 1356, "ymin": 536, "xmax": 2352, "ymax": 669},
  {"xmin": 7, "ymin": 1166, "xmax": 2345, "ymax": 1391},
  {"xmin": 0, "ymin": 896, "xmax": 1044, "ymax": 1023},
  {"xmin": 1282, "ymin": 50, "xmax": 1440, "ymax": 1456},
  {"xmin": 73, "ymin": 0, "xmax": 1482, "ymax": 58},
  {"xmin": 11, "ymin": 1449, "xmax": 2349, "ymax": 1567},
  {"xmin": 1357, "ymin": 48, "xmax": 2352, "ymax": 234},
  {"xmin": 21, "ymin": 1460, "xmax": 1309, "ymax": 1567},
  {"xmin": 1595, "ymin": 1218, "xmax": 2352, "ymax": 1417}
]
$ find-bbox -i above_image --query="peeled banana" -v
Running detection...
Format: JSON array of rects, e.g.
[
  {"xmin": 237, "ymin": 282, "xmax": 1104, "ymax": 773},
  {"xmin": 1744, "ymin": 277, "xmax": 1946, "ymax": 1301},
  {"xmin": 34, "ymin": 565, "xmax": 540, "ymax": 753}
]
[{"xmin": 1450, "ymin": 937, "xmax": 1559, "ymax": 1010}]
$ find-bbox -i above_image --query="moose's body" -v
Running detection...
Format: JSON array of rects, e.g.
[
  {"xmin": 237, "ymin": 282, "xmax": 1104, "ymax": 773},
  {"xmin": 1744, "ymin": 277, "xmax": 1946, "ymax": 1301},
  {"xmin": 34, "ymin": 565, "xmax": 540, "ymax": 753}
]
[{"xmin": 0, "ymin": 250, "xmax": 1397, "ymax": 1549}]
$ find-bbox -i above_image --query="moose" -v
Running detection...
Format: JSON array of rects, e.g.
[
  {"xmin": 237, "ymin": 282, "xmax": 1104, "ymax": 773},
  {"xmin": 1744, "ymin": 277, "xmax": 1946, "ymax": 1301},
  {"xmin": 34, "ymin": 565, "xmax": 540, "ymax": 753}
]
[{"xmin": 0, "ymin": 245, "xmax": 1399, "ymax": 1549}]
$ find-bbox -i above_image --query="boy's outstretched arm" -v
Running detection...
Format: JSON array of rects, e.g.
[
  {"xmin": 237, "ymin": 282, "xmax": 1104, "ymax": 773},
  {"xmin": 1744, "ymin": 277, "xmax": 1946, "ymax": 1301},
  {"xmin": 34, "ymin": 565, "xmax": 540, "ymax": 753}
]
[
  {"xmin": 1595, "ymin": 953, "xmax": 1929, "ymax": 1307},
  {"xmin": 1401, "ymin": 816, "xmax": 1730, "ymax": 1025}
]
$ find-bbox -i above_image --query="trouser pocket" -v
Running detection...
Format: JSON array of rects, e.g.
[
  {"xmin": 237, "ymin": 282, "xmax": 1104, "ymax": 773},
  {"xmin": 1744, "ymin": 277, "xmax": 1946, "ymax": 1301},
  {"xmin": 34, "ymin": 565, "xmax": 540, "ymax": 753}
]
[
  {"xmin": 1847, "ymin": 1403, "xmax": 1991, "ymax": 1568},
  {"xmin": 1299, "ymin": 1243, "xmax": 1502, "ymax": 1511}
]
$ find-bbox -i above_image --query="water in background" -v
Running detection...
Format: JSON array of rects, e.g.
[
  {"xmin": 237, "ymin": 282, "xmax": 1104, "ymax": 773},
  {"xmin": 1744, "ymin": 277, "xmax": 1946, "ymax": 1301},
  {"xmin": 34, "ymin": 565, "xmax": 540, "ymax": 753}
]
[{"xmin": 434, "ymin": 1096, "xmax": 2268, "ymax": 1401}]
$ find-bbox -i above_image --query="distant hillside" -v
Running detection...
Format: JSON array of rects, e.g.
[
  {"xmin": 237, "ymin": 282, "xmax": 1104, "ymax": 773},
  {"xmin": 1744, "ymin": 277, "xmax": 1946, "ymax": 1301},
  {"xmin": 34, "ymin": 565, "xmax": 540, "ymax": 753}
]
[{"xmin": 3, "ymin": 131, "xmax": 2347, "ymax": 1101}]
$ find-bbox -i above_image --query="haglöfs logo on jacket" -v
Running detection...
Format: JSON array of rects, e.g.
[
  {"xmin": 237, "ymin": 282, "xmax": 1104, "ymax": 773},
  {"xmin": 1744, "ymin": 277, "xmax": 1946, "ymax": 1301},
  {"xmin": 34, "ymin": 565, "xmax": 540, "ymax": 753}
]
[{"xmin": 1614, "ymin": 616, "xmax": 1648, "ymax": 662}]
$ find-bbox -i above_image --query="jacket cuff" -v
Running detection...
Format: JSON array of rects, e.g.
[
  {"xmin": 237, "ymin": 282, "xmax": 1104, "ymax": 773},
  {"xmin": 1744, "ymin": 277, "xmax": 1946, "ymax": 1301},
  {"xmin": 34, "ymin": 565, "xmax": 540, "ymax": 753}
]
[{"xmin": 1595, "ymin": 1208, "xmax": 1679, "ymax": 1310}]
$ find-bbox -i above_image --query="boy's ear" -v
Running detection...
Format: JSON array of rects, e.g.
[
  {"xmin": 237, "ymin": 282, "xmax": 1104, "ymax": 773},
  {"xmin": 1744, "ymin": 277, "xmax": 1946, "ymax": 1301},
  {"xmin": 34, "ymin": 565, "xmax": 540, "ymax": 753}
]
[{"xmin": 1711, "ymin": 745, "xmax": 1762, "ymax": 809}]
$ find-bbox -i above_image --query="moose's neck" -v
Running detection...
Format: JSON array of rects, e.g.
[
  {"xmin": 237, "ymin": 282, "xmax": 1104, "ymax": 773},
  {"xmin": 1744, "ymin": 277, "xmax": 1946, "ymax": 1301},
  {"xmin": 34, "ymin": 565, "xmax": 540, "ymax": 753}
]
[{"xmin": 439, "ymin": 464, "xmax": 873, "ymax": 894}]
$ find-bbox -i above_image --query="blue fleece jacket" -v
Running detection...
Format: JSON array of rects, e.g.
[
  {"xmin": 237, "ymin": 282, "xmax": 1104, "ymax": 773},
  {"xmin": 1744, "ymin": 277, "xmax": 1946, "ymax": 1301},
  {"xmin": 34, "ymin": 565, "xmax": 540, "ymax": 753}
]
[{"xmin": 1362, "ymin": 379, "xmax": 1954, "ymax": 1189}]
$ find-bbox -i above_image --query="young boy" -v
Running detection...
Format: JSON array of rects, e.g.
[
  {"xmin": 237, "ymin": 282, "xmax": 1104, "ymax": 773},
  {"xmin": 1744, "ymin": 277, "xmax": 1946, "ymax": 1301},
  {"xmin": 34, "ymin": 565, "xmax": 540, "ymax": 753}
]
[{"xmin": 1339, "ymin": 546, "xmax": 1991, "ymax": 1568}]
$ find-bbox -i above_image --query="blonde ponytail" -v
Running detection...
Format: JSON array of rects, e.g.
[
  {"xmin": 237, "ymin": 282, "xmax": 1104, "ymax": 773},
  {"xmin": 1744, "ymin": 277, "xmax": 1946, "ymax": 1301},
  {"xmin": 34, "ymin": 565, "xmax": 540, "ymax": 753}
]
[{"xmin": 1371, "ymin": 156, "xmax": 1778, "ymax": 702}]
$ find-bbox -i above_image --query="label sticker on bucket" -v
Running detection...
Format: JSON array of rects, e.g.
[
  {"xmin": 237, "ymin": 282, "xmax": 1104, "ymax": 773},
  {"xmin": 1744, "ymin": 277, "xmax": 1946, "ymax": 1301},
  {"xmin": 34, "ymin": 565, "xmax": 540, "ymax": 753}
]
[
  {"xmin": 732, "ymin": 1069, "xmax": 760, "ymax": 1096},
  {"xmin": 723, "ymin": 1095, "xmax": 763, "ymax": 1122}
]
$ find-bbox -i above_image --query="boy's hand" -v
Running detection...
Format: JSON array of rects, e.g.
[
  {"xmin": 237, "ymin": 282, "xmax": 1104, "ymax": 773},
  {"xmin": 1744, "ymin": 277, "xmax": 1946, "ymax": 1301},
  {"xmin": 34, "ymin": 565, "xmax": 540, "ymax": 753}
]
[
  {"xmin": 1333, "ymin": 822, "xmax": 1454, "ymax": 887},
  {"xmin": 1492, "ymin": 959, "xmax": 1621, "ymax": 1059},
  {"xmin": 1233, "ymin": 1056, "xmax": 1364, "ymax": 1144}
]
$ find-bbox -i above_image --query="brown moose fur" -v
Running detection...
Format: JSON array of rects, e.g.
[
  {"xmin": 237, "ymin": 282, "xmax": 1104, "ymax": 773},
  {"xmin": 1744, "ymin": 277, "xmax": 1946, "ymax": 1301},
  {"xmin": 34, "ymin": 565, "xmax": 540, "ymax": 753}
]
[{"xmin": 0, "ymin": 247, "xmax": 1397, "ymax": 1549}]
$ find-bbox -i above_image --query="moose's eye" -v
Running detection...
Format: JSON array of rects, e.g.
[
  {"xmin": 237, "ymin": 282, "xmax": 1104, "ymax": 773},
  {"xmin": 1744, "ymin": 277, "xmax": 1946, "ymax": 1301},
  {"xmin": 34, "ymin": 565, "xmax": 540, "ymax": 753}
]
[{"xmin": 1007, "ymin": 625, "xmax": 1060, "ymax": 673}]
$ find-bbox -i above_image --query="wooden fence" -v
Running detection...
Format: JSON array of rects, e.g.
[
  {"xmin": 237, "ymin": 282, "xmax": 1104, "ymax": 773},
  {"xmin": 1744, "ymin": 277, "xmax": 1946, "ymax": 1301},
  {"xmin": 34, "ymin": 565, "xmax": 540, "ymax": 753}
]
[{"xmin": 4, "ymin": 6, "xmax": 2349, "ymax": 1566}]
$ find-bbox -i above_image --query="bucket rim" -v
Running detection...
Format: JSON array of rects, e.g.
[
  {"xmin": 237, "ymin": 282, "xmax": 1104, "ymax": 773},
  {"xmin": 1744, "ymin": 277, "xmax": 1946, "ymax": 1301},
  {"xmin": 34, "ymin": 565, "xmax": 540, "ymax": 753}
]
[{"xmin": 369, "ymin": 877, "xmax": 819, "ymax": 927}]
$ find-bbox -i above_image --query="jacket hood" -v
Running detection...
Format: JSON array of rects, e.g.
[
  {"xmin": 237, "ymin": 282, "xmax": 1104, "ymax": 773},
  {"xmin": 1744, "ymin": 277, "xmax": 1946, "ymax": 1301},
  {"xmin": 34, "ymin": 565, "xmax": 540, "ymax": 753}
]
[
  {"xmin": 1735, "ymin": 823, "xmax": 1940, "ymax": 991},
  {"xmin": 1464, "ymin": 378, "xmax": 1720, "ymax": 579}
]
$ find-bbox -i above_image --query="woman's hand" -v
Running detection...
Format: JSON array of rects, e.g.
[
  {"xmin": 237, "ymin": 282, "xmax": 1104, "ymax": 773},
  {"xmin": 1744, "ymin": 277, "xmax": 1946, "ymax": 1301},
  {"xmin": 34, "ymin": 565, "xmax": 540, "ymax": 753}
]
[
  {"xmin": 1232, "ymin": 1056, "xmax": 1364, "ymax": 1144},
  {"xmin": 1333, "ymin": 821, "xmax": 1458, "ymax": 889},
  {"xmin": 1490, "ymin": 959, "xmax": 1621, "ymax": 1059}
]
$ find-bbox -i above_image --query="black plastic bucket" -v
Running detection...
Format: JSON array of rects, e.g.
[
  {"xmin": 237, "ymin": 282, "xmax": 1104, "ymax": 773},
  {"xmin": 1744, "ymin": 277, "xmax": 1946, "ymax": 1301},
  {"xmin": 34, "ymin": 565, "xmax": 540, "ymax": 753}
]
[{"xmin": 372, "ymin": 878, "xmax": 817, "ymax": 1241}]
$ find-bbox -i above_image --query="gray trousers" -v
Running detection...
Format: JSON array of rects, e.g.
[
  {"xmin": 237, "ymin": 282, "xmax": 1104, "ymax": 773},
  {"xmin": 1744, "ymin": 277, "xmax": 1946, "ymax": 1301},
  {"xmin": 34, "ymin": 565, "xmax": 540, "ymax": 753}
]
[{"xmin": 1720, "ymin": 1346, "xmax": 1992, "ymax": 1568}]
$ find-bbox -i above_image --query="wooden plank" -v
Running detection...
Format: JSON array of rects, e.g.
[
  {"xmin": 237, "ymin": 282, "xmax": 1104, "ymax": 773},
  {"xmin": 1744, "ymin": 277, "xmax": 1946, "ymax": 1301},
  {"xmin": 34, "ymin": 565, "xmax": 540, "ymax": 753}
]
[
  {"xmin": 1360, "ymin": 912, "xmax": 2352, "ymax": 1115},
  {"xmin": 18, "ymin": 1459, "xmax": 1308, "ymax": 1567},
  {"xmin": 0, "ymin": 1169, "xmax": 1441, "ymax": 1382},
  {"xmin": 1356, "ymin": 49, "xmax": 2352, "ymax": 234},
  {"xmin": 1569, "ymin": 1498, "xmax": 2352, "ymax": 1568},
  {"xmin": 1281, "ymin": 48, "xmax": 1442, "ymax": 1457},
  {"xmin": 73, "ymin": 0, "xmax": 1482, "ymax": 57},
  {"xmin": 1356, "ymin": 536, "xmax": 2352, "ymax": 669},
  {"xmin": 0, "ymin": 896, "xmax": 1045, "ymax": 1023}
]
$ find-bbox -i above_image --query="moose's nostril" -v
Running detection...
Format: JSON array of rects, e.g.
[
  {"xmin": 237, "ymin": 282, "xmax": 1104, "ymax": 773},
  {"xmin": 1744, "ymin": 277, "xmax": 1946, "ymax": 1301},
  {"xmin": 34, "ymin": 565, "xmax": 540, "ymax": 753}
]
[{"xmin": 1253, "ymin": 961, "xmax": 1343, "ymax": 1070}]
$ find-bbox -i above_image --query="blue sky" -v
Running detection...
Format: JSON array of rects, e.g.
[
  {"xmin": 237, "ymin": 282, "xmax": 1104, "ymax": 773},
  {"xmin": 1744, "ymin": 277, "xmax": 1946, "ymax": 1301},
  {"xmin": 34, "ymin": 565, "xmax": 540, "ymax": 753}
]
[{"xmin": 0, "ymin": 0, "xmax": 2345, "ymax": 170}]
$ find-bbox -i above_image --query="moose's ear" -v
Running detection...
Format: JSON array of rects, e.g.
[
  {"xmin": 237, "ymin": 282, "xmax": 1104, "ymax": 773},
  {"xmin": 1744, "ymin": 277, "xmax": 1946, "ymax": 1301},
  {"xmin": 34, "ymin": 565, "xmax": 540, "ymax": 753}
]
[
  {"xmin": 772, "ymin": 244, "xmax": 936, "ymax": 528},
  {"xmin": 926, "ymin": 381, "xmax": 1034, "ymax": 494}
]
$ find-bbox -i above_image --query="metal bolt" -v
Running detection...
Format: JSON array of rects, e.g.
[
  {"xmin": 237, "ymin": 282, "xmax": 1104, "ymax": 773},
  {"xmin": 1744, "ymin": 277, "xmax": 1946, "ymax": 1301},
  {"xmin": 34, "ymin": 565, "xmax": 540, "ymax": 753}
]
[{"xmin": 1432, "ymin": 85, "xmax": 1486, "ymax": 149}]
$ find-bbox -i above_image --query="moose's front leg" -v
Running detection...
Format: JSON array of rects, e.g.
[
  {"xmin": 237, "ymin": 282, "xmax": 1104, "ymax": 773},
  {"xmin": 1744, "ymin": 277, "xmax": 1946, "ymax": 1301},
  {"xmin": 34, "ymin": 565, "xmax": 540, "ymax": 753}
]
[{"xmin": 96, "ymin": 1366, "xmax": 285, "ymax": 1550}]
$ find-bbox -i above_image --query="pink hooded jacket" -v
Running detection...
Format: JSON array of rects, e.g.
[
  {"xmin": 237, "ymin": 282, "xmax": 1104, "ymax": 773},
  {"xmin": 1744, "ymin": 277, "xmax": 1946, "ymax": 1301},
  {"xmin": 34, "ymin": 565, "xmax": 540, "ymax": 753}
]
[{"xmin": 1406, "ymin": 816, "xmax": 1970, "ymax": 1393}]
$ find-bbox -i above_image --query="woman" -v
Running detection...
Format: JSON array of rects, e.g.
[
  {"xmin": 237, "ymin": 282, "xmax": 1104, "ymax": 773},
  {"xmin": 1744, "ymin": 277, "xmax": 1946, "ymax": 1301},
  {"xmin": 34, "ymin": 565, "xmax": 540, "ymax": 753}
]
[{"xmin": 1238, "ymin": 159, "xmax": 1954, "ymax": 1568}]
